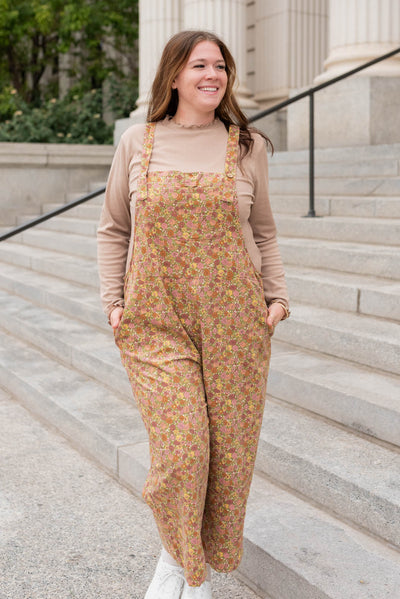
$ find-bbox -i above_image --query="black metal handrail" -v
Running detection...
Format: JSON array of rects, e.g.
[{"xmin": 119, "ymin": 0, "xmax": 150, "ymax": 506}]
[
  {"xmin": 1, "ymin": 45, "xmax": 399, "ymax": 240},
  {"xmin": 0, "ymin": 186, "xmax": 106, "ymax": 242},
  {"xmin": 248, "ymin": 45, "xmax": 400, "ymax": 217}
]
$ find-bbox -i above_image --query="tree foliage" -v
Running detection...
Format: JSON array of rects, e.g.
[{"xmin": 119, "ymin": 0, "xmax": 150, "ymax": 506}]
[{"xmin": 0, "ymin": 0, "xmax": 138, "ymax": 105}]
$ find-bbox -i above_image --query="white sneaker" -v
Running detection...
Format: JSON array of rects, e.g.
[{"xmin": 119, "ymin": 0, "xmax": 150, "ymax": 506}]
[
  {"xmin": 144, "ymin": 556, "xmax": 185, "ymax": 599},
  {"xmin": 181, "ymin": 580, "xmax": 212, "ymax": 599}
]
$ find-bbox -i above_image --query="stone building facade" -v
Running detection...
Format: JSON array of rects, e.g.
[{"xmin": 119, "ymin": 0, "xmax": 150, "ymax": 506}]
[{"xmin": 115, "ymin": 0, "xmax": 400, "ymax": 150}]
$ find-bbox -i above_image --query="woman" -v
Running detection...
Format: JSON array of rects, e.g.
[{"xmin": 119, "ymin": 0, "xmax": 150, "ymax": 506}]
[{"xmin": 97, "ymin": 30, "xmax": 289, "ymax": 599}]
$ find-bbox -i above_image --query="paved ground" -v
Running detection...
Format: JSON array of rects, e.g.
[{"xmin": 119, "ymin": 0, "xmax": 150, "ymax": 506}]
[{"xmin": 0, "ymin": 388, "xmax": 261, "ymax": 599}]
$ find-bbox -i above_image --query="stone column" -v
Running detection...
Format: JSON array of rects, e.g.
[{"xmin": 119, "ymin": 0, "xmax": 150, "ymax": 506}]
[
  {"xmin": 288, "ymin": 0, "xmax": 400, "ymax": 149},
  {"xmin": 134, "ymin": 0, "xmax": 183, "ymax": 113},
  {"xmin": 254, "ymin": 0, "xmax": 328, "ymax": 105},
  {"xmin": 114, "ymin": 0, "xmax": 183, "ymax": 141},
  {"xmin": 250, "ymin": 0, "xmax": 328, "ymax": 150},
  {"xmin": 183, "ymin": 0, "xmax": 258, "ymax": 108},
  {"xmin": 321, "ymin": 0, "xmax": 400, "ymax": 79}
]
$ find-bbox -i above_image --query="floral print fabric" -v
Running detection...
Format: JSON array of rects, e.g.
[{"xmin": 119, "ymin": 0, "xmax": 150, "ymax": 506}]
[{"xmin": 115, "ymin": 122, "xmax": 271, "ymax": 586}]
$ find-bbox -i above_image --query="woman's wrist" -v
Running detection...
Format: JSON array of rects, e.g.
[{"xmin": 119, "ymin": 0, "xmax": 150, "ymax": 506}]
[
  {"xmin": 269, "ymin": 301, "xmax": 290, "ymax": 321},
  {"xmin": 107, "ymin": 301, "xmax": 125, "ymax": 325}
]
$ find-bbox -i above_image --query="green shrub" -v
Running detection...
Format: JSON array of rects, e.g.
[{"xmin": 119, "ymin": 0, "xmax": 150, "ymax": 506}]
[
  {"xmin": 0, "ymin": 86, "xmax": 20, "ymax": 121},
  {"xmin": 106, "ymin": 75, "xmax": 138, "ymax": 120},
  {"xmin": 0, "ymin": 87, "xmax": 114, "ymax": 144}
]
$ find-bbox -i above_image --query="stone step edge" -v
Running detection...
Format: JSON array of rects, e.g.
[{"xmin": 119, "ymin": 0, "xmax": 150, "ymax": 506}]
[
  {"xmin": 268, "ymin": 342, "xmax": 400, "ymax": 448},
  {"xmin": 39, "ymin": 195, "xmax": 400, "ymax": 221},
  {"xmin": 275, "ymin": 304, "xmax": 400, "ymax": 376},
  {"xmin": 4, "ymin": 227, "xmax": 400, "ymax": 286},
  {"xmin": 0, "ymin": 241, "xmax": 99, "ymax": 290},
  {"xmin": 9, "ymin": 225, "xmax": 400, "ymax": 255},
  {"xmin": 1, "ymin": 299, "xmax": 399, "ymax": 550},
  {"xmin": 256, "ymin": 399, "xmax": 400, "ymax": 549},
  {"xmin": 19, "ymin": 212, "xmax": 400, "ymax": 227},
  {"xmin": 1, "ymin": 281, "xmax": 398, "ymax": 381},
  {"xmin": 0, "ymin": 284, "xmax": 399, "ymax": 447},
  {"xmin": 1, "ymin": 331, "xmax": 399, "ymax": 599},
  {"xmin": 2, "ymin": 239, "xmax": 400, "ymax": 334},
  {"xmin": 0, "ymin": 263, "xmax": 107, "ymax": 332},
  {"xmin": 0, "ymin": 292, "xmax": 133, "ymax": 399},
  {"xmin": 0, "ymin": 328, "xmax": 145, "ymax": 476},
  {"xmin": 241, "ymin": 473, "xmax": 400, "ymax": 599},
  {"xmin": 16, "ymin": 213, "xmax": 400, "ymax": 244},
  {"xmin": 271, "ymin": 142, "xmax": 400, "ymax": 162},
  {"xmin": 2, "ymin": 258, "xmax": 399, "ymax": 337},
  {"xmin": 0, "ymin": 269, "xmax": 398, "ymax": 453},
  {"xmin": 2, "ymin": 241, "xmax": 398, "ymax": 304}
]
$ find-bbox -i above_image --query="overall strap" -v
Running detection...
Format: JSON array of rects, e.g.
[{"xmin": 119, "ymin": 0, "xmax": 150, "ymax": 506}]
[
  {"xmin": 224, "ymin": 125, "xmax": 240, "ymax": 179},
  {"xmin": 137, "ymin": 122, "xmax": 156, "ymax": 199}
]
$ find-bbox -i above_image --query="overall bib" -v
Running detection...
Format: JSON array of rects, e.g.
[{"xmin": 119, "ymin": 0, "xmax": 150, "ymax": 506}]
[{"xmin": 115, "ymin": 122, "xmax": 271, "ymax": 586}]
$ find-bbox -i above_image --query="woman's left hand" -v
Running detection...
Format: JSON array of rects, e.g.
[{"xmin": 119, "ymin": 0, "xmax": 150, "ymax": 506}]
[{"xmin": 266, "ymin": 303, "xmax": 287, "ymax": 336}]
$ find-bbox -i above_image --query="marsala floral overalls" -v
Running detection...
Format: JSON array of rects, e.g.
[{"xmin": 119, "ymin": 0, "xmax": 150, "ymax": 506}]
[{"xmin": 115, "ymin": 122, "xmax": 271, "ymax": 587}]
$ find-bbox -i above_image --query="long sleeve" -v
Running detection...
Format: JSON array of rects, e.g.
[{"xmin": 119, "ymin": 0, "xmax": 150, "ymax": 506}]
[
  {"xmin": 97, "ymin": 133, "xmax": 132, "ymax": 319},
  {"xmin": 246, "ymin": 134, "xmax": 289, "ymax": 310}
]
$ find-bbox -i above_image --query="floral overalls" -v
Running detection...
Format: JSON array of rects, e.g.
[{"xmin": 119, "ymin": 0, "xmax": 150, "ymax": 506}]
[{"xmin": 115, "ymin": 122, "xmax": 271, "ymax": 586}]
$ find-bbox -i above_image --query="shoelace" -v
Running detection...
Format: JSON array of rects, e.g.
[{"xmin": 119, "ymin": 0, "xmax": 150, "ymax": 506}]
[{"xmin": 158, "ymin": 569, "xmax": 186, "ymax": 586}]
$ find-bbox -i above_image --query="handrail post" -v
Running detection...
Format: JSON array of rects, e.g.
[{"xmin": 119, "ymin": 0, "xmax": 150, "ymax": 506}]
[{"xmin": 306, "ymin": 91, "xmax": 316, "ymax": 217}]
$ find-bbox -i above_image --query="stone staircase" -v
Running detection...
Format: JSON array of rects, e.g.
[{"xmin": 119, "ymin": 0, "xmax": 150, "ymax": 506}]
[{"xmin": 1, "ymin": 142, "xmax": 400, "ymax": 599}]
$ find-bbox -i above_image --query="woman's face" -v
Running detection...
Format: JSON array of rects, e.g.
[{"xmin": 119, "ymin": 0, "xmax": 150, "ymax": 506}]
[{"xmin": 172, "ymin": 41, "xmax": 228, "ymax": 119}]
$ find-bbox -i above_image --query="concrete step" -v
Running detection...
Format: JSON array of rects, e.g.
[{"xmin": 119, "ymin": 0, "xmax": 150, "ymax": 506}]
[
  {"xmin": 42, "ymin": 202, "xmax": 103, "ymax": 220},
  {"xmin": 269, "ymin": 341, "xmax": 400, "ymax": 447},
  {"xmin": 269, "ymin": 176, "xmax": 400, "ymax": 196},
  {"xmin": 270, "ymin": 141, "xmax": 400, "ymax": 165},
  {"xmin": 2, "ymin": 247, "xmax": 399, "ymax": 340},
  {"xmin": 7, "ymin": 224, "xmax": 400, "ymax": 285},
  {"xmin": 1, "ymin": 263, "xmax": 398, "ymax": 450},
  {"xmin": 269, "ymin": 157, "xmax": 399, "ymax": 179},
  {"xmin": 257, "ymin": 400, "xmax": 400, "ymax": 548},
  {"xmin": 270, "ymin": 195, "xmax": 330, "ymax": 216},
  {"xmin": 0, "ymin": 204, "xmax": 39, "ymax": 227},
  {"xmin": 2, "ymin": 241, "xmax": 399, "ymax": 377},
  {"xmin": 22, "ymin": 194, "xmax": 400, "ymax": 228},
  {"xmin": 0, "ymin": 290, "xmax": 131, "ymax": 398},
  {"xmin": 25, "ymin": 215, "xmax": 99, "ymax": 236},
  {"xmin": 0, "ymin": 261, "xmax": 105, "ymax": 330},
  {"xmin": 328, "ymin": 196, "xmax": 400, "ymax": 219},
  {"xmin": 275, "ymin": 214, "xmax": 400, "ymax": 246},
  {"xmin": 279, "ymin": 237, "xmax": 400, "ymax": 279},
  {"xmin": 65, "ymin": 189, "xmax": 105, "ymax": 205},
  {"xmin": 276, "ymin": 304, "xmax": 400, "ymax": 376},
  {"xmin": 89, "ymin": 181, "xmax": 107, "ymax": 192},
  {"xmin": 37, "ymin": 197, "xmax": 400, "ymax": 232},
  {"xmin": 7, "ymin": 228, "xmax": 97, "ymax": 259},
  {"xmin": 243, "ymin": 474, "xmax": 400, "ymax": 599},
  {"xmin": 0, "ymin": 241, "xmax": 99, "ymax": 288},
  {"xmin": 0, "ymin": 329, "xmax": 146, "ymax": 474},
  {"xmin": 285, "ymin": 265, "xmax": 400, "ymax": 322},
  {"xmin": 1, "ymin": 331, "xmax": 400, "ymax": 599},
  {"xmin": 1, "ymin": 262, "xmax": 398, "ymax": 447}
]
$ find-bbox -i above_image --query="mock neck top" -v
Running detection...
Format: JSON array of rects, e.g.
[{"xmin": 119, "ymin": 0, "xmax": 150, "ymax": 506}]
[{"xmin": 97, "ymin": 117, "xmax": 289, "ymax": 318}]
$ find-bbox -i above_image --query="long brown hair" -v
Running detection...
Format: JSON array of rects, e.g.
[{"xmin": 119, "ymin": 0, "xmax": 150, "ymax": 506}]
[{"xmin": 147, "ymin": 30, "xmax": 273, "ymax": 158}]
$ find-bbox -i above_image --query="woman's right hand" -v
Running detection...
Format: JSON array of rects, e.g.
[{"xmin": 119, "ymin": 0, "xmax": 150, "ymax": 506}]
[{"xmin": 110, "ymin": 306, "xmax": 124, "ymax": 330}]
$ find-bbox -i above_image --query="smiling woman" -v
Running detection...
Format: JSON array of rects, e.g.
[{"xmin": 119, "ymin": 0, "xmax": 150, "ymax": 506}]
[
  {"xmin": 171, "ymin": 41, "xmax": 228, "ymax": 125},
  {"xmin": 97, "ymin": 29, "xmax": 289, "ymax": 599}
]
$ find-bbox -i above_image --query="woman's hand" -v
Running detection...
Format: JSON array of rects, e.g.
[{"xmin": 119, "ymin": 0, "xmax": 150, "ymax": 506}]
[
  {"xmin": 110, "ymin": 306, "xmax": 124, "ymax": 330},
  {"xmin": 266, "ymin": 303, "xmax": 287, "ymax": 336}
]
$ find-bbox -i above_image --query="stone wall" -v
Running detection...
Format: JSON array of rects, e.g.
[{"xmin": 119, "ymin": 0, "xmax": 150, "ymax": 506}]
[{"xmin": 0, "ymin": 143, "xmax": 114, "ymax": 226}]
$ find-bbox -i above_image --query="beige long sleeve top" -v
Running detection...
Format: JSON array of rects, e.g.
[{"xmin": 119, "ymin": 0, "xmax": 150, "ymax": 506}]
[{"xmin": 97, "ymin": 117, "xmax": 289, "ymax": 319}]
